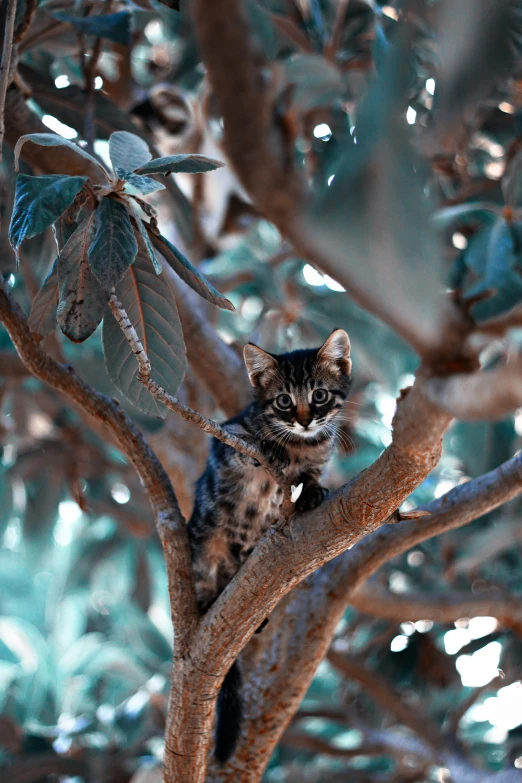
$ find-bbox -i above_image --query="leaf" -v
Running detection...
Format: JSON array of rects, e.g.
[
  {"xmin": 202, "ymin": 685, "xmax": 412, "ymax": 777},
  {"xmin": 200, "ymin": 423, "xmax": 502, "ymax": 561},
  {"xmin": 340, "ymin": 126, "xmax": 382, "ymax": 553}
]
[
  {"xmin": 14, "ymin": 133, "xmax": 107, "ymax": 176},
  {"xmin": 436, "ymin": 0, "xmax": 522, "ymax": 128},
  {"xmin": 102, "ymin": 249, "xmax": 187, "ymax": 418},
  {"xmin": 121, "ymin": 171, "xmax": 166, "ymax": 195},
  {"xmin": 109, "ymin": 131, "xmax": 152, "ymax": 175},
  {"xmin": 53, "ymin": 11, "xmax": 132, "ymax": 45},
  {"xmin": 432, "ymin": 203, "xmax": 500, "ymax": 231},
  {"xmin": 502, "ymin": 148, "xmax": 522, "ymax": 208},
  {"xmin": 88, "ymin": 198, "xmax": 138, "ymax": 290},
  {"xmin": 135, "ymin": 154, "xmax": 225, "ymax": 176},
  {"xmin": 8, "ymin": 174, "xmax": 88, "ymax": 257},
  {"xmin": 301, "ymin": 49, "xmax": 445, "ymax": 353},
  {"xmin": 28, "ymin": 261, "xmax": 59, "ymax": 338},
  {"xmin": 19, "ymin": 64, "xmax": 140, "ymax": 140},
  {"xmin": 57, "ymin": 215, "xmax": 107, "ymax": 342},
  {"xmin": 129, "ymin": 203, "xmax": 162, "ymax": 274},
  {"xmin": 154, "ymin": 233, "xmax": 235, "ymax": 311},
  {"xmin": 284, "ymin": 54, "xmax": 344, "ymax": 112}
]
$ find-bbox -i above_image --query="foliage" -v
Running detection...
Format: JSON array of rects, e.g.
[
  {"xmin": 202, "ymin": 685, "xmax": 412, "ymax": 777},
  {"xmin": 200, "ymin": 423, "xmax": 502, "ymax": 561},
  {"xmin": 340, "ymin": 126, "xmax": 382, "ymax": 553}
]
[{"xmin": 1, "ymin": 0, "xmax": 522, "ymax": 781}]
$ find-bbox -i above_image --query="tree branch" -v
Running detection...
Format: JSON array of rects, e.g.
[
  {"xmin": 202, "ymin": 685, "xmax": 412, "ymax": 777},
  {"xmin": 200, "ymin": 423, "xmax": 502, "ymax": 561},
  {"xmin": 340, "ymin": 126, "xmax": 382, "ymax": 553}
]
[
  {"xmin": 218, "ymin": 450, "xmax": 522, "ymax": 781},
  {"xmin": 0, "ymin": 0, "xmax": 18, "ymax": 162},
  {"xmin": 0, "ymin": 273, "xmax": 198, "ymax": 654},
  {"xmin": 164, "ymin": 379, "xmax": 452, "ymax": 782},
  {"xmin": 426, "ymin": 358, "xmax": 522, "ymax": 420},
  {"xmin": 349, "ymin": 584, "xmax": 522, "ymax": 634},
  {"xmin": 326, "ymin": 650, "xmax": 443, "ymax": 748}
]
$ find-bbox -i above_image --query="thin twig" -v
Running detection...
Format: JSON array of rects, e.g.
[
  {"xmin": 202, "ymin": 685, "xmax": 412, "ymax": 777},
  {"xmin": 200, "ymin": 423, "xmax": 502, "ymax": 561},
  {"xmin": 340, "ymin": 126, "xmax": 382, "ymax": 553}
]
[
  {"xmin": 107, "ymin": 292, "xmax": 294, "ymax": 513},
  {"xmin": 13, "ymin": 0, "xmax": 37, "ymax": 44},
  {"xmin": 82, "ymin": 0, "xmax": 113, "ymax": 155},
  {"xmin": 0, "ymin": 0, "xmax": 18, "ymax": 162},
  {"xmin": 325, "ymin": 0, "xmax": 350, "ymax": 60}
]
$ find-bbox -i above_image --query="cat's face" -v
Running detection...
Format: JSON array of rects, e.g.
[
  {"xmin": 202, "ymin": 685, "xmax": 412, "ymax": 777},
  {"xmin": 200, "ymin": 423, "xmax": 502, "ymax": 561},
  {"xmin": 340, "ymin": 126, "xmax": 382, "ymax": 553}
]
[{"xmin": 243, "ymin": 330, "xmax": 352, "ymax": 443}]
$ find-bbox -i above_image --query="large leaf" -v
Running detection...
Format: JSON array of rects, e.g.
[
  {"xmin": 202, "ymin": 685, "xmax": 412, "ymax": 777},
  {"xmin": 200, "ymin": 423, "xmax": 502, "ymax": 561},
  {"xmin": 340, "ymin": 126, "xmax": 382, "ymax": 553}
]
[
  {"xmin": 53, "ymin": 11, "xmax": 132, "ymax": 45},
  {"xmin": 299, "ymin": 31, "xmax": 446, "ymax": 355},
  {"xmin": 14, "ymin": 133, "xmax": 107, "ymax": 176},
  {"xmin": 153, "ymin": 233, "xmax": 235, "ymax": 311},
  {"xmin": 57, "ymin": 215, "xmax": 107, "ymax": 342},
  {"xmin": 109, "ymin": 131, "xmax": 152, "ymax": 175},
  {"xmin": 102, "ymin": 249, "xmax": 186, "ymax": 418},
  {"xmin": 88, "ymin": 198, "xmax": 138, "ymax": 290},
  {"xmin": 135, "ymin": 154, "xmax": 224, "ymax": 176},
  {"xmin": 436, "ymin": 0, "xmax": 522, "ymax": 128},
  {"xmin": 29, "ymin": 261, "xmax": 59, "ymax": 338},
  {"xmin": 8, "ymin": 174, "xmax": 88, "ymax": 256}
]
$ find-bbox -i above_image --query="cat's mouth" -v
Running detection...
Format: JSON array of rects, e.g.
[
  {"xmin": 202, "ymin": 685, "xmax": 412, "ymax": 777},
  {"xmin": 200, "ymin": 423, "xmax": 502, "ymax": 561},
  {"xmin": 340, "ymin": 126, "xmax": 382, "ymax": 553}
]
[{"xmin": 287, "ymin": 422, "xmax": 325, "ymax": 440}]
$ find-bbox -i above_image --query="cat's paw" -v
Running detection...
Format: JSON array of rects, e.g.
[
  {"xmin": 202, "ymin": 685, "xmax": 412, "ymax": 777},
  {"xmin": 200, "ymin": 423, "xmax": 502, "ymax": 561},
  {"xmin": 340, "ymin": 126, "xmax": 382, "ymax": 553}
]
[{"xmin": 295, "ymin": 484, "xmax": 329, "ymax": 512}]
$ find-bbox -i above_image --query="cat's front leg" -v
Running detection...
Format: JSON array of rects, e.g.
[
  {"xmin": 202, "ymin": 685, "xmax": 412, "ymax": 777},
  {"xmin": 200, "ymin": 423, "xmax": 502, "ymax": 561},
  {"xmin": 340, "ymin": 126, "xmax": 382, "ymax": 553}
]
[{"xmin": 294, "ymin": 475, "xmax": 329, "ymax": 512}]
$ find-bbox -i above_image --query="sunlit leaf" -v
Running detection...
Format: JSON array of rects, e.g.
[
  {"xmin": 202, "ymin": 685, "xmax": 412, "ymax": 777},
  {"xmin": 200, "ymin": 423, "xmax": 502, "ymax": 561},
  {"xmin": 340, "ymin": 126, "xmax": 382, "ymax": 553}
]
[
  {"xmin": 153, "ymin": 233, "xmax": 235, "ymax": 311},
  {"xmin": 14, "ymin": 133, "xmax": 107, "ymax": 176},
  {"xmin": 8, "ymin": 175, "xmax": 88, "ymax": 257},
  {"xmin": 57, "ymin": 215, "xmax": 107, "ymax": 342},
  {"xmin": 88, "ymin": 198, "xmax": 138, "ymax": 290},
  {"xmin": 102, "ymin": 246, "xmax": 186, "ymax": 418},
  {"xmin": 109, "ymin": 131, "xmax": 152, "ymax": 175}
]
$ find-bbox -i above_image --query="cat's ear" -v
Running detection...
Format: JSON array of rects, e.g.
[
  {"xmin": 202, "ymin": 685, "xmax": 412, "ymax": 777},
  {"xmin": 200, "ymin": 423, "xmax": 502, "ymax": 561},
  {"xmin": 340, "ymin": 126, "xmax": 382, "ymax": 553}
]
[
  {"xmin": 317, "ymin": 329, "xmax": 352, "ymax": 375},
  {"xmin": 243, "ymin": 343, "xmax": 279, "ymax": 386}
]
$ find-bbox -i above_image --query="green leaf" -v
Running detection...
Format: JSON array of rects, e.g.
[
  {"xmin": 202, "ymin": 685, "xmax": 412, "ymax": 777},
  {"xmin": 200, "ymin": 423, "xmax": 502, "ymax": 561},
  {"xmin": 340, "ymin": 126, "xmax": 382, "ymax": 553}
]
[
  {"xmin": 284, "ymin": 55, "xmax": 344, "ymax": 112},
  {"xmin": 135, "ymin": 154, "xmax": 225, "ymax": 176},
  {"xmin": 102, "ymin": 248, "xmax": 187, "ymax": 418},
  {"xmin": 57, "ymin": 215, "xmax": 107, "ymax": 342},
  {"xmin": 432, "ymin": 203, "xmax": 501, "ymax": 231},
  {"xmin": 122, "ymin": 171, "xmax": 166, "ymax": 195},
  {"xmin": 8, "ymin": 174, "xmax": 88, "ymax": 257},
  {"xmin": 28, "ymin": 262, "xmax": 59, "ymax": 338},
  {"xmin": 129, "ymin": 203, "xmax": 162, "ymax": 274},
  {"xmin": 109, "ymin": 131, "xmax": 152, "ymax": 175},
  {"xmin": 53, "ymin": 11, "xmax": 132, "ymax": 45},
  {"xmin": 88, "ymin": 198, "xmax": 138, "ymax": 290},
  {"xmin": 154, "ymin": 233, "xmax": 235, "ymax": 311},
  {"xmin": 14, "ymin": 133, "xmax": 108, "ymax": 176}
]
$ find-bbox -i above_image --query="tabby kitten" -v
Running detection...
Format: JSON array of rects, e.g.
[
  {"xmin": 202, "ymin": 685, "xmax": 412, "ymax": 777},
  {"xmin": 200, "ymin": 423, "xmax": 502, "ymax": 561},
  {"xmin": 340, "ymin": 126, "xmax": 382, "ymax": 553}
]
[{"xmin": 188, "ymin": 329, "xmax": 352, "ymax": 763}]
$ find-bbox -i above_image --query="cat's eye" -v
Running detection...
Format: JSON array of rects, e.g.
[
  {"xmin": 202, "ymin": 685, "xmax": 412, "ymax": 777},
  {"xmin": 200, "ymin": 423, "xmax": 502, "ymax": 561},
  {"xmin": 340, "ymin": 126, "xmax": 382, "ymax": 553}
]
[
  {"xmin": 276, "ymin": 394, "xmax": 293, "ymax": 409},
  {"xmin": 312, "ymin": 388, "xmax": 329, "ymax": 404}
]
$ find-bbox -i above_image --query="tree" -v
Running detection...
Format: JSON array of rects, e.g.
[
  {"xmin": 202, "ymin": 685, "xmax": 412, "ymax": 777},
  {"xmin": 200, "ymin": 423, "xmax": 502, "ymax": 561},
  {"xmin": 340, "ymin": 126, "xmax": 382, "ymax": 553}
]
[{"xmin": 1, "ymin": 0, "xmax": 522, "ymax": 782}]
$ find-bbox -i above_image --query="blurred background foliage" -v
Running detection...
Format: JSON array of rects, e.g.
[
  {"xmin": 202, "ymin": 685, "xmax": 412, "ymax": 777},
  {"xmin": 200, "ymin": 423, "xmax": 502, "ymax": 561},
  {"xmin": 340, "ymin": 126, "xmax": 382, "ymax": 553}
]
[{"xmin": 1, "ymin": 0, "xmax": 522, "ymax": 781}]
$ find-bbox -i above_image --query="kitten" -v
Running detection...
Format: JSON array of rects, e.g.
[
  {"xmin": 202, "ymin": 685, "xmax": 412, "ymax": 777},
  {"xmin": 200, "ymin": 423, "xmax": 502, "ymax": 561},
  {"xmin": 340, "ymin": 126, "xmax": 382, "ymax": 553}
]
[{"xmin": 188, "ymin": 329, "xmax": 352, "ymax": 763}]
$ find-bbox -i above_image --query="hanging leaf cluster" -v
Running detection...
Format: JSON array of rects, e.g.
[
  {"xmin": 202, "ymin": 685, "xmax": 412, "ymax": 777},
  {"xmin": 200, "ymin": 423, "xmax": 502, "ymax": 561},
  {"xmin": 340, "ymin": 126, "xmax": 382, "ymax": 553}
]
[{"xmin": 9, "ymin": 131, "xmax": 230, "ymax": 418}]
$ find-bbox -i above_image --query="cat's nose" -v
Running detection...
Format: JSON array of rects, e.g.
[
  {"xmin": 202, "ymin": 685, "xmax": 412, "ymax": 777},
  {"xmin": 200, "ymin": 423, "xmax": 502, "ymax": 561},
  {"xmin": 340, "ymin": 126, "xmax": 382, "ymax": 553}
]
[{"xmin": 297, "ymin": 413, "xmax": 313, "ymax": 428}]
